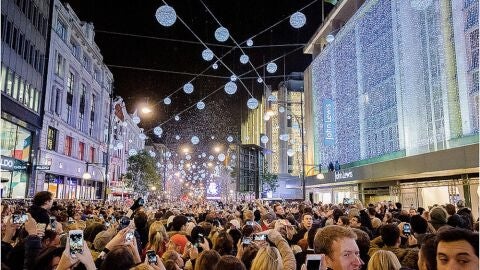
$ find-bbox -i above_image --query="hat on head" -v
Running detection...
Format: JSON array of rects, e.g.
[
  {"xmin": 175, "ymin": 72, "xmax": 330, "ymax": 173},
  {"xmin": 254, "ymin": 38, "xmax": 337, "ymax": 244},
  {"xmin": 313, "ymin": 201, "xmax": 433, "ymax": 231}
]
[
  {"xmin": 170, "ymin": 234, "xmax": 188, "ymax": 254},
  {"xmin": 430, "ymin": 207, "xmax": 447, "ymax": 224}
]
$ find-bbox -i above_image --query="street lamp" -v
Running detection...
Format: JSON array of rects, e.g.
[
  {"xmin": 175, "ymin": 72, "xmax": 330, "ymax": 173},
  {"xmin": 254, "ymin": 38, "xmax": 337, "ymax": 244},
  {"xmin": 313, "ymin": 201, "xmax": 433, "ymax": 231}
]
[{"xmin": 82, "ymin": 162, "xmax": 106, "ymax": 199}]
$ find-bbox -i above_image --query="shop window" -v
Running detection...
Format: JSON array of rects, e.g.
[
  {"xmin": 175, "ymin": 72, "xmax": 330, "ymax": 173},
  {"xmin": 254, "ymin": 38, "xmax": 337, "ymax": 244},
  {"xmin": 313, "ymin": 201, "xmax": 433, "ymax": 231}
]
[
  {"xmin": 1, "ymin": 65, "xmax": 6, "ymax": 93},
  {"xmin": 89, "ymin": 147, "xmax": 95, "ymax": 163},
  {"xmin": 64, "ymin": 136, "xmax": 73, "ymax": 156},
  {"xmin": 47, "ymin": 127, "xmax": 58, "ymax": 151},
  {"xmin": 5, "ymin": 69, "xmax": 13, "ymax": 96},
  {"xmin": 78, "ymin": 142, "xmax": 85, "ymax": 160}
]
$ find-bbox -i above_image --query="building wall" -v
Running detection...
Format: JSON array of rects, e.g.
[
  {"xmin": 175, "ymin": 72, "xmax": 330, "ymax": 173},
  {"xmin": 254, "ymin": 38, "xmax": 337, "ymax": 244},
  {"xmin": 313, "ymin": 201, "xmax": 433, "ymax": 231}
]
[
  {"xmin": 1, "ymin": 0, "xmax": 51, "ymax": 198},
  {"xmin": 36, "ymin": 0, "xmax": 113, "ymax": 199}
]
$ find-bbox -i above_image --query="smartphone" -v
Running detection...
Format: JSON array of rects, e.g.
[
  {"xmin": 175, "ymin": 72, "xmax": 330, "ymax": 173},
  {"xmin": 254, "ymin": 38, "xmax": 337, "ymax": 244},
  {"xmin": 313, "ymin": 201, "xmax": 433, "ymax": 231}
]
[
  {"xmin": 242, "ymin": 236, "xmax": 252, "ymax": 245},
  {"xmin": 13, "ymin": 214, "xmax": 28, "ymax": 224},
  {"xmin": 306, "ymin": 254, "xmax": 322, "ymax": 270},
  {"xmin": 68, "ymin": 217, "xmax": 75, "ymax": 224},
  {"xmin": 50, "ymin": 216, "xmax": 56, "ymax": 230},
  {"xmin": 146, "ymin": 250, "xmax": 157, "ymax": 264},
  {"xmin": 403, "ymin": 223, "xmax": 411, "ymax": 236},
  {"xmin": 194, "ymin": 233, "xmax": 204, "ymax": 248},
  {"xmin": 69, "ymin": 230, "xmax": 84, "ymax": 257},
  {"xmin": 138, "ymin": 198, "xmax": 145, "ymax": 206},
  {"xmin": 118, "ymin": 216, "xmax": 130, "ymax": 230},
  {"xmin": 125, "ymin": 231, "xmax": 135, "ymax": 243},
  {"xmin": 245, "ymin": 220, "xmax": 254, "ymax": 226},
  {"xmin": 253, "ymin": 234, "xmax": 266, "ymax": 242}
]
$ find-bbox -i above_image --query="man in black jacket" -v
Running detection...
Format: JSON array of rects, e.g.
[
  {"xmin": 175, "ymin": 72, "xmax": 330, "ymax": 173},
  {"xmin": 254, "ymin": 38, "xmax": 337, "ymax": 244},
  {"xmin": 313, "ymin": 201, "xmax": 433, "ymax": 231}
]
[{"xmin": 28, "ymin": 191, "xmax": 53, "ymax": 225}]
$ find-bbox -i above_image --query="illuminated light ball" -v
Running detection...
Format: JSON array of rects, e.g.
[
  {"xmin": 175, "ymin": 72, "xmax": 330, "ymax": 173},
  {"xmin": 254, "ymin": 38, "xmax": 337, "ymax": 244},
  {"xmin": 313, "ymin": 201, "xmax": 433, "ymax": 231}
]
[
  {"xmin": 183, "ymin": 83, "xmax": 194, "ymax": 94},
  {"xmin": 116, "ymin": 142, "xmax": 124, "ymax": 149},
  {"xmin": 287, "ymin": 115, "xmax": 292, "ymax": 120},
  {"xmin": 166, "ymin": 151, "xmax": 171, "ymax": 157},
  {"xmin": 128, "ymin": 139, "xmax": 133, "ymax": 143},
  {"xmin": 109, "ymin": 144, "xmax": 114, "ymax": 149},
  {"xmin": 175, "ymin": 135, "xmax": 180, "ymax": 140},
  {"xmin": 164, "ymin": 97, "xmax": 171, "ymax": 105},
  {"xmin": 410, "ymin": 0, "xmax": 433, "ymax": 10},
  {"xmin": 247, "ymin": 98, "xmax": 259, "ymax": 109},
  {"xmin": 287, "ymin": 149, "xmax": 295, "ymax": 157},
  {"xmin": 149, "ymin": 151, "xmax": 156, "ymax": 158},
  {"xmin": 132, "ymin": 115, "xmax": 140, "ymax": 124},
  {"xmin": 192, "ymin": 165, "xmax": 196, "ymax": 169},
  {"xmin": 202, "ymin": 153, "xmax": 206, "ymax": 157},
  {"xmin": 156, "ymin": 162, "xmax": 161, "ymax": 167},
  {"xmin": 128, "ymin": 149, "xmax": 137, "ymax": 156},
  {"xmin": 209, "ymin": 155, "xmax": 214, "ymax": 160},
  {"xmin": 155, "ymin": 5, "xmax": 177, "ymax": 27},
  {"xmin": 260, "ymin": 135, "xmax": 269, "ymax": 144},
  {"xmin": 231, "ymin": 154, "xmax": 236, "ymax": 160},
  {"xmin": 186, "ymin": 155, "xmax": 191, "ymax": 160},
  {"xmin": 224, "ymin": 81, "xmax": 237, "ymax": 95},
  {"xmin": 279, "ymin": 134, "xmax": 289, "ymax": 141},
  {"xmin": 122, "ymin": 121, "xmax": 128, "ymax": 127},
  {"xmin": 227, "ymin": 136, "xmax": 234, "ymax": 143},
  {"xmin": 214, "ymin": 26, "xmax": 229, "ymax": 42},
  {"xmin": 175, "ymin": 115, "xmax": 180, "ymax": 121},
  {"xmin": 191, "ymin": 136, "xmax": 200, "ymax": 145},
  {"xmin": 167, "ymin": 164, "xmax": 173, "ymax": 169},
  {"xmin": 266, "ymin": 62, "xmax": 277, "ymax": 73},
  {"xmin": 139, "ymin": 133, "xmax": 146, "ymax": 140},
  {"xmin": 202, "ymin": 49, "xmax": 214, "ymax": 61},
  {"xmin": 154, "ymin": 126, "xmax": 163, "ymax": 136},
  {"xmin": 278, "ymin": 106, "xmax": 285, "ymax": 113},
  {"xmin": 197, "ymin": 101, "xmax": 205, "ymax": 110},
  {"xmin": 230, "ymin": 75, "xmax": 237, "ymax": 82},
  {"xmin": 218, "ymin": 153, "xmax": 226, "ymax": 162},
  {"xmin": 257, "ymin": 77, "xmax": 263, "ymax": 83},
  {"xmin": 246, "ymin": 38, "xmax": 253, "ymax": 47},
  {"xmin": 267, "ymin": 94, "xmax": 277, "ymax": 102},
  {"xmin": 290, "ymin": 11, "xmax": 306, "ymax": 29},
  {"xmin": 326, "ymin": 34, "xmax": 335, "ymax": 43},
  {"xmin": 240, "ymin": 54, "xmax": 249, "ymax": 64},
  {"xmin": 264, "ymin": 113, "xmax": 271, "ymax": 121},
  {"xmin": 212, "ymin": 62, "xmax": 218, "ymax": 69}
]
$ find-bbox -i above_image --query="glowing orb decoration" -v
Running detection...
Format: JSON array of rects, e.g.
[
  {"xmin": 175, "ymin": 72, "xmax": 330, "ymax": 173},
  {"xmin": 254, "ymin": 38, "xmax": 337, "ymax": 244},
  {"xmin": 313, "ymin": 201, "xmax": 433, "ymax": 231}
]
[
  {"xmin": 183, "ymin": 83, "xmax": 194, "ymax": 94},
  {"xmin": 132, "ymin": 115, "xmax": 140, "ymax": 124},
  {"xmin": 240, "ymin": 54, "xmax": 249, "ymax": 64},
  {"xmin": 175, "ymin": 115, "xmax": 180, "ymax": 121},
  {"xmin": 230, "ymin": 75, "xmax": 237, "ymax": 81},
  {"xmin": 247, "ymin": 98, "xmax": 259, "ymax": 109},
  {"xmin": 139, "ymin": 133, "xmax": 146, "ymax": 140},
  {"xmin": 202, "ymin": 153, "xmax": 206, "ymax": 157},
  {"xmin": 218, "ymin": 153, "xmax": 226, "ymax": 162},
  {"xmin": 154, "ymin": 126, "xmax": 163, "ymax": 136},
  {"xmin": 410, "ymin": 0, "xmax": 433, "ymax": 10},
  {"xmin": 164, "ymin": 97, "xmax": 171, "ymax": 105},
  {"xmin": 175, "ymin": 135, "xmax": 180, "ymax": 140},
  {"xmin": 227, "ymin": 136, "xmax": 234, "ymax": 142},
  {"xmin": 166, "ymin": 151, "xmax": 171, "ymax": 157},
  {"xmin": 128, "ymin": 139, "xmax": 133, "ymax": 143},
  {"xmin": 207, "ymin": 182, "xmax": 218, "ymax": 195},
  {"xmin": 167, "ymin": 164, "xmax": 173, "ymax": 169},
  {"xmin": 128, "ymin": 149, "xmax": 137, "ymax": 156},
  {"xmin": 264, "ymin": 114, "xmax": 271, "ymax": 121},
  {"xmin": 214, "ymin": 26, "xmax": 229, "ymax": 42},
  {"xmin": 260, "ymin": 135, "xmax": 269, "ymax": 144},
  {"xmin": 326, "ymin": 34, "xmax": 335, "ymax": 43},
  {"xmin": 246, "ymin": 38, "xmax": 253, "ymax": 47},
  {"xmin": 267, "ymin": 94, "xmax": 277, "ymax": 102},
  {"xmin": 257, "ymin": 77, "xmax": 263, "ymax": 83},
  {"xmin": 209, "ymin": 155, "xmax": 214, "ymax": 160},
  {"xmin": 197, "ymin": 101, "xmax": 205, "ymax": 110},
  {"xmin": 290, "ymin": 11, "xmax": 306, "ymax": 29},
  {"xmin": 191, "ymin": 136, "xmax": 200, "ymax": 145},
  {"xmin": 156, "ymin": 162, "xmax": 161, "ymax": 168},
  {"xmin": 278, "ymin": 106, "xmax": 285, "ymax": 113},
  {"xmin": 224, "ymin": 81, "xmax": 237, "ymax": 95},
  {"xmin": 186, "ymin": 155, "xmax": 191, "ymax": 160},
  {"xmin": 231, "ymin": 154, "xmax": 236, "ymax": 160},
  {"xmin": 212, "ymin": 62, "xmax": 218, "ymax": 69},
  {"xmin": 287, "ymin": 149, "xmax": 295, "ymax": 157},
  {"xmin": 122, "ymin": 122, "xmax": 127, "ymax": 127},
  {"xmin": 266, "ymin": 62, "xmax": 277, "ymax": 73},
  {"xmin": 279, "ymin": 134, "xmax": 290, "ymax": 141},
  {"xmin": 116, "ymin": 142, "xmax": 124, "ymax": 149},
  {"xmin": 155, "ymin": 5, "xmax": 177, "ymax": 27},
  {"xmin": 202, "ymin": 49, "xmax": 214, "ymax": 61},
  {"xmin": 149, "ymin": 151, "xmax": 156, "ymax": 157}
]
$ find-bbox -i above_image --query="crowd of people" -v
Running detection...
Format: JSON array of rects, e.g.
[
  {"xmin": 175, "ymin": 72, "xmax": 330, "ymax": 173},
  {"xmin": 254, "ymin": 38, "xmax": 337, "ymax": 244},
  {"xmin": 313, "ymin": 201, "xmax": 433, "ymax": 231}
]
[{"xmin": 1, "ymin": 191, "xmax": 478, "ymax": 270}]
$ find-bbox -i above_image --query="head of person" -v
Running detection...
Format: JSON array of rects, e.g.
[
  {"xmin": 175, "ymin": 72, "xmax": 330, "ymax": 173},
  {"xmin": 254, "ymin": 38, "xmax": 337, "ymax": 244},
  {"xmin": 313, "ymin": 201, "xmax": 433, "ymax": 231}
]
[
  {"xmin": 273, "ymin": 203, "xmax": 285, "ymax": 216},
  {"xmin": 162, "ymin": 249, "xmax": 184, "ymax": 268},
  {"xmin": 100, "ymin": 246, "xmax": 136, "ymax": 270},
  {"xmin": 435, "ymin": 228, "xmax": 479, "ymax": 270},
  {"xmin": 194, "ymin": 250, "xmax": 221, "ymax": 270},
  {"xmin": 337, "ymin": 216, "xmax": 350, "ymax": 226},
  {"xmin": 170, "ymin": 215, "xmax": 188, "ymax": 232},
  {"xmin": 409, "ymin": 208, "xmax": 417, "ymax": 216},
  {"xmin": 301, "ymin": 213, "xmax": 313, "ymax": 230},
  {"xmin": 349, "ymin": 216, "xmax": 361, "ymax": 228},
  {"xmin": 243, "ymin": 210, "xmax": 254, "ymax": 222},
  {"xmin": 134, "ymin": 211, "xmax": 148, "ymax": 230},
  {"xmin": 168, "ymin": 234, "xmax": 188, "ymax": 254},
  {"xmin": 314, "ymin": 225, "xmax": 363, "ymax": 270},
  {"xmin": 351, "ymin": 228, "xmax": 370, "ymax": 266},
  {"xmin": 213, "ymin": 231, "xmax": 234, "ymax": 256},
  {"xmin": 240, "ymin": 244, "xmax": 259, "ymax": 270},
  {"xmin": 214, "ymin": 255, "xmax": 246, "ymax": 270},
  {"xmin": 418, "ymin": 234, "xmax": 437, "ymax": 270},
  {"xmin": 42, "ymin": 229, "xmax": 61, "ymax": 248},
  {"xmin": 148, "ymin": 221, "xmax": 168, "ymax": 252},
  {"xmin": 367, "ymin": 250, "xmax": 401, "ymax": 270},
  {"xmin": 33, "ymin": 191, "xmax": 53, "ymax": 209},
  {"xmin": 34, "ymin": 246, "xmax": 64, "ymax": 270},
  {"xmin": 410, "ymin": 215, "xmax": 428, "ymax": 234},
  {"xmin": 380, "ymin": 224, "xmax": 400, "ymax": 247},
  {"xmin": 251, "ymin": 246, "xmax": 283, "ymax": 270}
]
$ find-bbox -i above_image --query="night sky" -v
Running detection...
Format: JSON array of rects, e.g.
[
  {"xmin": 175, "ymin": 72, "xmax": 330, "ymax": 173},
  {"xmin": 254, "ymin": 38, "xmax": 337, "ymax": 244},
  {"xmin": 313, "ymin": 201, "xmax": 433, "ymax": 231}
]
[{"xmin": 63, "ymin": 0, "xmax": 332, "ymax": 148}]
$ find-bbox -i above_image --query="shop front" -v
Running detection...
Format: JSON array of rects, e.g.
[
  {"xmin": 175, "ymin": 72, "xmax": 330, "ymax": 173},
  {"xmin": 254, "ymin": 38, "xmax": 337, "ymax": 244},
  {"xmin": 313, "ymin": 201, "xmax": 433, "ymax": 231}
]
[{"xmin": 43, "ymin": 173, "xmax": 103, "ymax": 200}]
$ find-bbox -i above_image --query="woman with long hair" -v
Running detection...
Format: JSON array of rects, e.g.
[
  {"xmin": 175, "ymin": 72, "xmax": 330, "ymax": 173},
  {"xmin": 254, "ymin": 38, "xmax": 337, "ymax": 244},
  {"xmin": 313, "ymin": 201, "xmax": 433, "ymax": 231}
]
[{"xmin": 143, "ymin": 221, "xmax": 168, "ymax": 259}]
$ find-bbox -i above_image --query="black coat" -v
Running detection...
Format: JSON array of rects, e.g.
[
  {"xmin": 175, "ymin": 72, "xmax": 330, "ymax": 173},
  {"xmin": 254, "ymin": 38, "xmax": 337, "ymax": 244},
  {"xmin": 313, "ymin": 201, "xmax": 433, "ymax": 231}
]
[{"xmin": 28, "ymin": 205, "xmax": 49, "ymax": 225}]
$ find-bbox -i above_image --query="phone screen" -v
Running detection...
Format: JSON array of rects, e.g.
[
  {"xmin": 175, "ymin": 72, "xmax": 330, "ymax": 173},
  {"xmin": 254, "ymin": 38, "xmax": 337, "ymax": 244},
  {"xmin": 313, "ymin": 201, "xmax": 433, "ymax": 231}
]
[
  {"xmin": 245, "ymin": 220, "xmax": 254, "ymax": 226},
  {"xmin": 50, "ymin": 217, "xmax": 56, "ymax": 229},
  {"xmin": 146, "ymin": 250, "xmax": 157, "ymax": 264},
  {"xmin": 306, "ymin": 254, "xmax": 322, "ymax": 270},
  {"xmin": 69, "ymin": 231, "xmax": 84, "ymax": 256},
  {"xmin": 403, "ymin": 223, "xmax": 411, "ymax": 235},
  {"xmin": 125, "ymin": 231, "xmax": 135, "ymax": 243},
  {"xmin": 253, "ymin": 234, "xmax": 266, "ymax": 242},
  {"xmin": 195, "ymin": 233, "xmax": 204, "ymax": 247},
  {"xmin": 242, "ymin": 236, "xmax": 252, "ymax": 245}
]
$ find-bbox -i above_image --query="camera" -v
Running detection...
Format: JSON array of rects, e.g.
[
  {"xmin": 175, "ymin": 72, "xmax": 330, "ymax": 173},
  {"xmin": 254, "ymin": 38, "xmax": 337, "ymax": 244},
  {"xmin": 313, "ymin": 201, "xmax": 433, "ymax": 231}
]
[{"xmin": 194, "ymin": 233, "xmax": 204, "ymax": 248}]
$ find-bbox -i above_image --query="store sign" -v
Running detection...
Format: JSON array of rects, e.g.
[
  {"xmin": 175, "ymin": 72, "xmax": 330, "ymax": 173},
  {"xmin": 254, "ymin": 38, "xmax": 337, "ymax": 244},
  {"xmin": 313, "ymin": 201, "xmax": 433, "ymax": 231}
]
[
  {"xmin": 334, "ymin": 170, "xmax": 354, "ymax": 181},
  {"xmin": 35, "ymin": 165, "xmax": 51, "ymax": 170},
  {"xmin": 323, "ymin": 98, "xmax": 335, "ymax": 146},
  {"xmin": 1, "ymin": 156, "xmax": 27, "ymax": 171}
]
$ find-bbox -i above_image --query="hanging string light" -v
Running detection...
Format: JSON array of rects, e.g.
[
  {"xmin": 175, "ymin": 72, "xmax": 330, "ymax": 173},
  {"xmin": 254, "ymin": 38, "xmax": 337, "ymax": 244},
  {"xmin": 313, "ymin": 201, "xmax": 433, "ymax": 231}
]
[
  {"xmin": 164, "ymin": 97, "xmax": 171, "ymax": 105},
  {"xmin": 240, "ymin": 54, "xmax": 249, "ymax": 64},
  {"xmin": 202, "ymin": 49, "xmax": 214, "ymax": 61},
  {"xmin": 266, "ymin": 62, "xmax": 278, "ymax": 73},
  {"xmin": 246, "ymin": 38, "xmax": 253, "ymax": 47},
  {"xmin": 224, "ymin": 81, "xmax": 237, "ymax": 95},
  {"xmin": 183, "ymin": 83, "xmax": 194, "ymax": 94},
  {"xmin": 247, "ymin": 98, "xmax": 259, "ymax": 109},
  {"xmin": 197, "ymin": 101, "xmax": 206, "ymax": 110}
]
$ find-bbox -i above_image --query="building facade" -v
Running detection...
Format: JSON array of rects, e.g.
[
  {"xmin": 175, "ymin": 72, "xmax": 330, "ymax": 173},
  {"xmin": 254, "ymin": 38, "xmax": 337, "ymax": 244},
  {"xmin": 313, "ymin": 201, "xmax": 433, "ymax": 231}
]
[
  {"xmin": 1, "ymin": 0, "xmax": 51, "ymax": 198},
  {"xmin": 36, "ymin": 0, "xmax": 113, "ymax": 199},
  {"xmin": 304, "ymin": 0, "xmax": 479, "ymax": 217}
]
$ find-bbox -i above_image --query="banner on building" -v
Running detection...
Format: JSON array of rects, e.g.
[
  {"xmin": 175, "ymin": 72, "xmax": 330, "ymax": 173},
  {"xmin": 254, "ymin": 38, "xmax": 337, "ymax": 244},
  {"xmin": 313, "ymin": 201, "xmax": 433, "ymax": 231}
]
[{"xmin": 323, "ymin": 98, "xmax": 335, "ymax": 146}]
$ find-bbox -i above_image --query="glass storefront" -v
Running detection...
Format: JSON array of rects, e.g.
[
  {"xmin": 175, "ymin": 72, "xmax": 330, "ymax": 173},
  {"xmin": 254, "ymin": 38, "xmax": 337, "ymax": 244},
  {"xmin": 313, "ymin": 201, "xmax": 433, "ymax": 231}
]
[
  {"xmin": 0, "ymin": 118, "xmax": 32, "ymax": 198},
  {"xmin": 43, "ymin": 173, "xmax": 102, "ymax": 199}
]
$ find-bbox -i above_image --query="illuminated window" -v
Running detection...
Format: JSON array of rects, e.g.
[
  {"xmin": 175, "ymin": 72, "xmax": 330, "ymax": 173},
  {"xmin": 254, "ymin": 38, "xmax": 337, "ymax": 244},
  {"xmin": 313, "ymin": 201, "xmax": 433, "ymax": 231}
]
[
  {"xmin": 64, "ymin": 136, "xmax": 73, "ymax": 156},
  {"xmin": 47, "ymin": 127, "xmax": 57, "ymax": 151}
]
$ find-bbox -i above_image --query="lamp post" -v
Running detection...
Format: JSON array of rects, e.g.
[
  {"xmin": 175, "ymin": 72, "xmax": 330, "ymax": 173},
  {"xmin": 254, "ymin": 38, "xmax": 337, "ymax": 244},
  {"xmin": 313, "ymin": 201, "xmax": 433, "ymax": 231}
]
[{"xmin": 82, "ymin": 162, "xmax": 106, "ymax": 200}]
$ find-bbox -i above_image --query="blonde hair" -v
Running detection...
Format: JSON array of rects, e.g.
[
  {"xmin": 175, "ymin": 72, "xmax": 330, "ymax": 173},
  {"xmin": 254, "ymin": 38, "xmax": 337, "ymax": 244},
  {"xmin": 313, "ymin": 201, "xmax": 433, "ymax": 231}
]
[
  {"xmin": 250, "ymin": 246, "xmax": 283, "ymax": 270},
  {"xmin": 367, "ymin": 250, "xmax": 401, "ymax": 270},
  {"xmin": 147, "ymin": 221, "xmax": 168, "ymax": 253}
]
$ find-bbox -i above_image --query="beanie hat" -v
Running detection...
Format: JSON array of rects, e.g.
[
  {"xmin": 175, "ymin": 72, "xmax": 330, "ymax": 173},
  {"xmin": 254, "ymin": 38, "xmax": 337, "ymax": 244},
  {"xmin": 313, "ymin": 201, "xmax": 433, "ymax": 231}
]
[{"xmin": 430, "ymin": 207, "xmax": 447, "ymax": 223}]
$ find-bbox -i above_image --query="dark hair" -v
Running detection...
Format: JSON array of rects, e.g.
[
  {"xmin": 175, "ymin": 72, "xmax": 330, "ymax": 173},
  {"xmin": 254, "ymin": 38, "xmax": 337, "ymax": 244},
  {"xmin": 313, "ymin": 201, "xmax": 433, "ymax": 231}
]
[
  {"xmin": 307, "ymin": 226, "xmax": 320, "ymax": 249},
  {"xmin": 368, "ymin": 207, "xmax": 377, "ymax": 216},
  {"xmin": 241, "ymin": 244, "xmax": 259, "ymax": 270},
  {"xmin": 134, "ymin": 211, "xmax": 148, "ymax": 230},
  {"xmin": 351, "ymin": 228, "xmax": 371, "ymax": 267},
  {"xmin": 410, "ymin": 215, "xmax": 428, "ymax": 234},
  {"xmin": 33, "ymin": 191, "xmax": 52, "ymax": 207},
  {"xmin": 213, "ymin": 231, "xmax": 234, "ymax": 256},
  {"xmin": 417, "ymin": 207, "xmax": 425, "ymax": 215},
  {"xmin": 380, "ymin": 224, "xmax": 400, "ymax": 246},
  {"xmin": 170, "ymin": 215, "xmax": 188, "ymax": 231},
  {"xmin": 420, "ymin": 234, "xmax": 437, "ymax": 270},
  {"xmin": 214, "ymin": 255, "xmax": 246, "ymax": 270},
  {"xmin": 444, "ymin": 204, "xmax": 456, "ymax": 216},
  {"xmin": 100, "ymin": 246, "xmax": 135, "ymax": 270},
  {"xmin": 42, "ymin": 230, "xmax": 58, "ymax": 244},
  {"xmin": 194, "ymin": 250, "xmax": 221, "ymax": 270},
  {"xmin": 228, "ymin": 228, "xmax": 242, "ymax": 248},
  {"xmin": 395, "ymin": 202, "xmax": 402, "ymax": 210},
  {"xmin": 241, "ymin": 225, "xmax": 254, "ymax": 237},
  {"xmin": 84, "ymin": 222, "xmax": 105, "ymax": 243},
  {"xmin": 435, "ymin": 228, "xmax": 479, "ymax": 257},
  {"xmin": 338, "ymin": 216, "xmax": 350, "ymax": 226},
  {"xmin": 34, "ymin": 246, "xmax": 64, "ymax": 270}
]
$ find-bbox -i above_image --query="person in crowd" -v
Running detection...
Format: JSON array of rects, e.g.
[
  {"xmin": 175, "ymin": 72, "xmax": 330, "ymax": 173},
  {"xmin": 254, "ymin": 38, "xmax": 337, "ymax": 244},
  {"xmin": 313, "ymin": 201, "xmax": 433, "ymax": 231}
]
[
  {"xmin": 135, "ymin": 211, "xmax": 150, "ymax": 250},
  {"xmin": 168, "ymin": 216, "xmax": 189, "ymax": 237},
  {"xmin": 349, "ymin": 215, "xmax": 372, "ymax": 239},
  {"xmin": 368, "ymin": 224, "xmax": 418, "ymax": 269},
  {"xmin": 239, "ymin": 243, "xmax": 259, "ymax": 270},
  {"xmin": 417, "ymin": 234, "xmax": 436, "ymax": 270},
  {"xmin": 435, "ymin": 227, "xmax": 478, "ymax": 270},
  {"xmin": 212, "ymin": 231, "xmax": 234, "ymax": 256},
  {"xmin": 168, "ymin": 234, "xmax": 188, "ymax": 255},
  {"xmin": 214, "ymin": 255, "xmax": 246, "ymax": 270},
  {"xmin": 367, "ymin": 250, "xmax": 401, "ymax": 270},
  {"xmin": 273, "ymin": 203, "xmax": 286, "ymax": 219},
  {"xmin": 29, "ymin": 191, "xmax": 53, "ymax": 225},
  {"xmin": 289, "ymin": 213, "xmax": 313, "ymax": 245},
  {"xmin": 144, "ymin": 221, "xmax": 169, "ymax": 259},
  {"xmin": 337, "ymin": 216, "xmax": 350, "ymax": 227},
  {"xmin": 162, "ymin": 249, "xmax": 185, "ymax": 269},
  {"xmin": 33, "ymin": 246, "xmax": 64, "ymax": 270},
  {"xmin": 429, "ymin": 207, "xmax": 448, "ymax": 231},
  {"xmin": 313, "ymin": 225, "xmax": 364, "ymax": 270},
  {"xmin": 351, "ymin": 228, "xmax": 370, "ymax": 270},
  {"xmin": 251, "ymin": 245, "xmax": 283, "ymax": 270},
  {"xmin": 194, "ymin": 249, "xmax": 220, "ymax": 270},
  {"xmin": 456, "ymin": 200, "xmax": 474, "ymax": 230},
  {"xmin": 410, "ymin": 215, "xmax": 431, "ymax": 247}
]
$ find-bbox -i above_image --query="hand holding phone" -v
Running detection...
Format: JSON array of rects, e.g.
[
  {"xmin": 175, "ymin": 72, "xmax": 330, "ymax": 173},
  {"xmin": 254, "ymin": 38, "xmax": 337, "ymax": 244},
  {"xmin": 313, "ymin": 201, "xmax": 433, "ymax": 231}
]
[
  {"xmin": 403, "ymin": 223, "xmax": 411, "ymax": 236},
  {"xmin": 146, "ymin": 250, "xmax": 157, "ymax": 265},
  {"xmin": 125, "ymin": 230, "xmax": 135, "ymax": 243},
  {"xmin": 306, "ymin": 254, "xmax": 322, "ymax": 270},
  {"xmin": 69, "ymin": 230, "xmax": 84, "ymax": 257}
]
